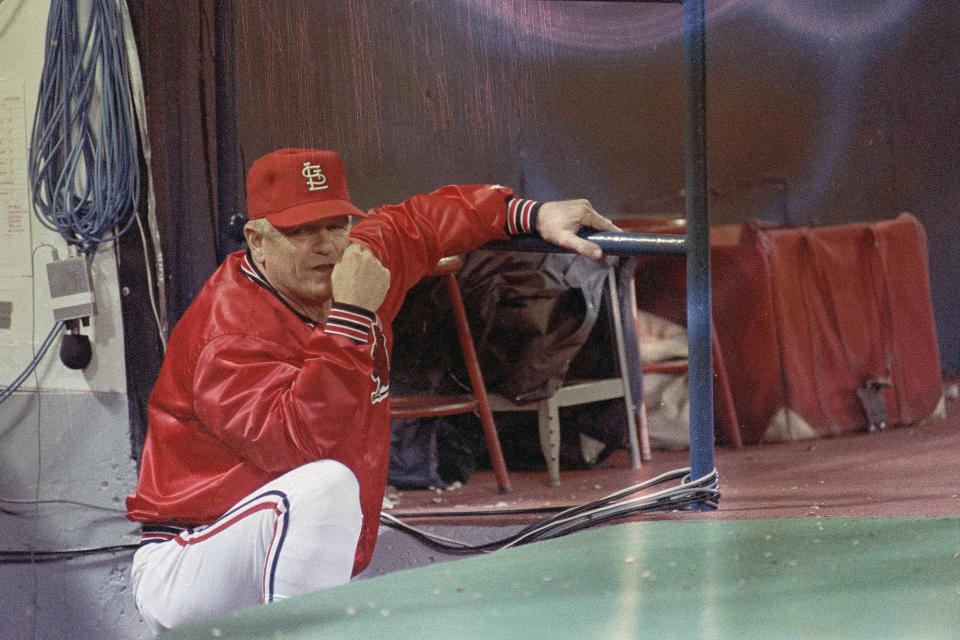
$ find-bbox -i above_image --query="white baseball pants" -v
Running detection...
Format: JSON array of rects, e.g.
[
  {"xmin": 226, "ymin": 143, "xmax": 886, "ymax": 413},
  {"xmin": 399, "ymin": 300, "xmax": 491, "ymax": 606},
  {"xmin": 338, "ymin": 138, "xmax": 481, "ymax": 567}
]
[{"xmin": 130, "ymin": 460, "xmax": 363, "ymax": 634}]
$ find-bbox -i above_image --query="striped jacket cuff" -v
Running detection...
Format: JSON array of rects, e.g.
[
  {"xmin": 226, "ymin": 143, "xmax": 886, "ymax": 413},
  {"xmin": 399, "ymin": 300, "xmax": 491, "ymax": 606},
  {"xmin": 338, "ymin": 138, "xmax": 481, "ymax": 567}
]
[
  {"xmin": 506, "ymin": 197, "xmax": 541, "ymax": 236},
  {"xmin": 325, "ymin": 303, "xmax": 377, "ymax": 344}
]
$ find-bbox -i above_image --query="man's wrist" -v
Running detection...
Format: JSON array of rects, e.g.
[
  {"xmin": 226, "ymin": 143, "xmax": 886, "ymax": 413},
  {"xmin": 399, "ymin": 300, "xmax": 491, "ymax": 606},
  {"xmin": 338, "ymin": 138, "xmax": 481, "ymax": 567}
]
[
  {"xmin": 505, "ymin": 197, "xmax": 542, "ymax": 236},
  {"xmin": 325, "ymin": 302, "xmax": 377, "ymax": 344}
]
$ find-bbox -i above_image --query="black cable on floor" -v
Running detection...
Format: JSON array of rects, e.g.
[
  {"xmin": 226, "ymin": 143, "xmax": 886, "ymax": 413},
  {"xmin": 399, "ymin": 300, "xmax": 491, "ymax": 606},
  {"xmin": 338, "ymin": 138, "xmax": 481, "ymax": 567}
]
[
  {"xmin": 0, "ymin": 468, "xmax": 719, "ymax": 563},
  {"xmin": 380, "ymin": 467, "xmax": 720, "ymax": 554}
]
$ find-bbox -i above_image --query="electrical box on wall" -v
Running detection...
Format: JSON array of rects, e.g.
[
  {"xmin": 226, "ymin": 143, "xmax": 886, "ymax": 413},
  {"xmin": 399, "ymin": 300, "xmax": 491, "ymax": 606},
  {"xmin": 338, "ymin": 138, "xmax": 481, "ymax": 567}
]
[{"xmin": 46, "ymin": 256, "xmax": 96, "ymax": 324}]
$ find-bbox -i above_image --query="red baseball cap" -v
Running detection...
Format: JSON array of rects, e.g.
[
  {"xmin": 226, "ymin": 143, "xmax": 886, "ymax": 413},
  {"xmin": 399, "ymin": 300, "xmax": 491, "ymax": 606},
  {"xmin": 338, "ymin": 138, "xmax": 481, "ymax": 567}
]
[{"xmin": 246, "ymin": 148, "xmax": 366, "ymax": 228}]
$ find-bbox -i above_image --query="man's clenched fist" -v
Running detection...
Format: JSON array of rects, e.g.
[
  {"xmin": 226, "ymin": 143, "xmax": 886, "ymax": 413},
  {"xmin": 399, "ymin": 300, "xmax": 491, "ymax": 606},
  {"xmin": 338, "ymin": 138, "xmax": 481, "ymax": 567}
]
[{"xmin": 331, "ymin": 244, "xmax": 391, "ymax": 312}]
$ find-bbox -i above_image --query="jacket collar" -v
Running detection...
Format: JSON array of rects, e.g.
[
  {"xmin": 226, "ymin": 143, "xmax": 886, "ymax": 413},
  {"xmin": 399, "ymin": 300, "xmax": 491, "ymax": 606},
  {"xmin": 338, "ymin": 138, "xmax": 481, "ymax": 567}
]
[{"xmin": 240, "ymin": 250, "xmax": 317, "ymax": 326}]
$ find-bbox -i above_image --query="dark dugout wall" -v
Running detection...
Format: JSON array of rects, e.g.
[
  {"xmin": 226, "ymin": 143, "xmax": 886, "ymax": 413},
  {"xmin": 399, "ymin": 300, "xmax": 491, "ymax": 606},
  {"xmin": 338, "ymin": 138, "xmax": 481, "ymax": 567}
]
[{"xmin": 229, "ymin": 0, "xmax": 958, "ymax": 371}]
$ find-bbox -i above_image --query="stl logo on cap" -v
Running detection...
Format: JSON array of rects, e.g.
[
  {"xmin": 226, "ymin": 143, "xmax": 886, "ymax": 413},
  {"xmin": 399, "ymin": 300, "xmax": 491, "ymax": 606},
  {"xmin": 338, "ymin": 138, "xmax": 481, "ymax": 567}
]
[
  {"xmin": 301, "ymin": 161, "xmax": 329, "ymax": 192},
  {"xmin": 246, "ymin": 149, "xmax": 366, "ymax": 227}
]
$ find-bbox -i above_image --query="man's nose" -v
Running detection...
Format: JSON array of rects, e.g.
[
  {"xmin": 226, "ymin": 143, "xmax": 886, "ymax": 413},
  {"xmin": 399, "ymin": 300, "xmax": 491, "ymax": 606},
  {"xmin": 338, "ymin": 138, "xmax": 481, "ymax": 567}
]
[{"xmin": 310, "ymin": 230, "xmax": 337, "ymax": 254}]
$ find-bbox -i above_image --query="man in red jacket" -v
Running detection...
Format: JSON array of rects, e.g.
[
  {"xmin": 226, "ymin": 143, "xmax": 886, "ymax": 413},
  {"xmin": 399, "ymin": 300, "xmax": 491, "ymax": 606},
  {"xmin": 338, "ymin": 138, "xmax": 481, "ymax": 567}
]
[{"xmin": 126, "ymin": 148, "xmax": 617, "ymax": 632}]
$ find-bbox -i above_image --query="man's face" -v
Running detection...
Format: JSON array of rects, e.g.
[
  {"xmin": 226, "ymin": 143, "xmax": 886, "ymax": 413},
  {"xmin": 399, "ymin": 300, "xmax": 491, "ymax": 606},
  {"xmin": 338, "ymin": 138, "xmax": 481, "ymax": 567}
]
[{"xmin": 250, "ymin": 216, "xmax": 351, "ymax": 311}]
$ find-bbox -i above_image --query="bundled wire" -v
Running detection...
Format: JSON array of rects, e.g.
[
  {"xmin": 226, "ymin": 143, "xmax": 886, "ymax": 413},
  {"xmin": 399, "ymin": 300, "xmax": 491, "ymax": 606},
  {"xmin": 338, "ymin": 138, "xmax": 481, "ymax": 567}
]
[
  {"xmin": 28, "ymin": 0, "xmax": 140, "ymax": 254},
  {"xmin": 380, "ymin": 467, "xmax": 720, "ymax": 554}
]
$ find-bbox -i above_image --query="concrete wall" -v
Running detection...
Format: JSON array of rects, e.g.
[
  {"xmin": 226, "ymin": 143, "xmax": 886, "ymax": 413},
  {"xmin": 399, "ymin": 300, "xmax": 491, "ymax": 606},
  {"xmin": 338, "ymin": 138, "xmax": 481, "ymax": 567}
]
[{"xmin": 0, "ymin": 1, "xmax": 150, "ymax": 637}]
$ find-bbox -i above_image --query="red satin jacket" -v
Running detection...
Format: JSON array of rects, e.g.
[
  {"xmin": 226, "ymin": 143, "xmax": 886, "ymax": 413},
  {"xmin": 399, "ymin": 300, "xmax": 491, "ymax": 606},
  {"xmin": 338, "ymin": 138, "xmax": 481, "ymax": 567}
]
[{"xmin": 126, "ymin": 184, "xmax": 539, "ymax": 574}]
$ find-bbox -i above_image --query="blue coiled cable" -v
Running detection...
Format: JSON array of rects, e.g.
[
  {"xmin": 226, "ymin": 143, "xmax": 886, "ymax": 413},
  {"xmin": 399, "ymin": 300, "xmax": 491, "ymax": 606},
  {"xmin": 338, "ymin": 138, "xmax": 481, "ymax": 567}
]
[{"xmin": 28, "ymin": 0, "xmax": 140, "ymax": 254}]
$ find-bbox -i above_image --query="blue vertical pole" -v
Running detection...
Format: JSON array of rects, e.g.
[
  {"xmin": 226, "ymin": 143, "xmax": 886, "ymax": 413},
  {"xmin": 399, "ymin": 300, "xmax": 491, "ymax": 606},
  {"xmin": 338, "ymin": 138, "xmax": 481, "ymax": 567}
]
[{"xmin": 682, "ymin": 0, "xmax": 716, "ymax": 498}]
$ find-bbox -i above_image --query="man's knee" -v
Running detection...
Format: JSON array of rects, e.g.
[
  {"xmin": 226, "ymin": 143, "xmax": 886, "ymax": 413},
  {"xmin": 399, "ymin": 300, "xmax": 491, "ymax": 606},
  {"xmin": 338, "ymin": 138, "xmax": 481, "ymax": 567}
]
[
  {"xmin": 301, "ymin": 459, "xmax": 358, "ymax": 496},
  {"xmin": 286, "ymin": 460, "xmax": 361, "ymax": 521}
]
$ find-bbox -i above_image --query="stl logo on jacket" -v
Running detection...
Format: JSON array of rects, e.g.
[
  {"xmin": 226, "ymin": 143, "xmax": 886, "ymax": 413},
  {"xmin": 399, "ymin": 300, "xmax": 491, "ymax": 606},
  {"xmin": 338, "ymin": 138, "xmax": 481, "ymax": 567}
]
[{"xmin": 369, "ymin": 318, "xmax": 389, "ymax": 404}]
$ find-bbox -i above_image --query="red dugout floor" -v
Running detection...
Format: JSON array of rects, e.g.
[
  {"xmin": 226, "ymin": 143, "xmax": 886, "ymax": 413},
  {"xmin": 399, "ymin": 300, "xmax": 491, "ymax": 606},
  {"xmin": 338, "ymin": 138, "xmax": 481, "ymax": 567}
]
[{"xmin": 387, "ymin": 388, "xmax": 960, "ymax": 525}]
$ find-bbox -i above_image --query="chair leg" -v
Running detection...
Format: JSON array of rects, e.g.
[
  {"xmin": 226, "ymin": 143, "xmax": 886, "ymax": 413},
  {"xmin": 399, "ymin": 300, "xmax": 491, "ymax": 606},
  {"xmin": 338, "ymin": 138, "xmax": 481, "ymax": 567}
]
[
  {"xmin": 537, "ymin": 399, "xmax": 561, "ymax": 486},
  {"xmin": 607, "ymin": 264, "xmax": 642, "ymax": 470},
  {"xmin": 618, "ymin": 257, "xmax": 652, "ymax": 462},
  {"xmin": 443, "ymin": 274, "xmax": 512, "ymax": 493}
]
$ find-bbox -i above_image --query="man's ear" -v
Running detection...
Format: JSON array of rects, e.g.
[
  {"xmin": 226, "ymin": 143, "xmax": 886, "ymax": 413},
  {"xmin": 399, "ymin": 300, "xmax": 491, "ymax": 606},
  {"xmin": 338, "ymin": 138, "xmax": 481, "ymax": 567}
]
[{"xmin": 243, "ymin": 222, "xmax": 265, "ymax": 264}]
